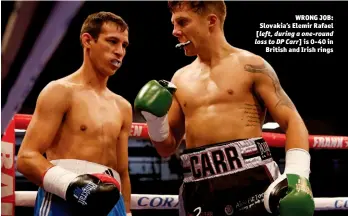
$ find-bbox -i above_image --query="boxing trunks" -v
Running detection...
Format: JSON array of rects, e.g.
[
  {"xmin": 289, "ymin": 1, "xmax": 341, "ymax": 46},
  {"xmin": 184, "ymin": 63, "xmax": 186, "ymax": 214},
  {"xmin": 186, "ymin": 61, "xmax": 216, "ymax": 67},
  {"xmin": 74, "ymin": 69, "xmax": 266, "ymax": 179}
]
[
  {"xmin": 179, "ymin": 137, "xmax": 280, "ymax": 216},
  {"xmin": 34, "ymin": 159, "xmax": 126, "ymax": 216}
]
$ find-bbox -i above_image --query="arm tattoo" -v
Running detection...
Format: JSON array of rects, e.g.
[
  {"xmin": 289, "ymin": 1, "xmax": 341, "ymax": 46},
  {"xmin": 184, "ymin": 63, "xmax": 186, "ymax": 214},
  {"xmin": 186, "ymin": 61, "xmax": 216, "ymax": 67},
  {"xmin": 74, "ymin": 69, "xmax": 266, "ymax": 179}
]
[{"xmin": 244, "ymin": 62, "xmax": 295, "ymax": 110}]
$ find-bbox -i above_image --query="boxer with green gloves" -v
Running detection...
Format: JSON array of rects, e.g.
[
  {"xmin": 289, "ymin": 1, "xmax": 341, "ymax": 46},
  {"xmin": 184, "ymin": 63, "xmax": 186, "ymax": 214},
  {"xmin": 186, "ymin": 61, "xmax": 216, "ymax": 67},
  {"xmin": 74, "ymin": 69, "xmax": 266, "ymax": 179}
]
[
  {"xmin": 134, "ymin": 1, "xmax": 315, "ymax": 216},
  {"xmin": 264, "ymin": 148, "xmax": 315, "ymax": 216},
  {"xmin": 134, "ymin": 80, "xmax": 176, "ymax": 142}
]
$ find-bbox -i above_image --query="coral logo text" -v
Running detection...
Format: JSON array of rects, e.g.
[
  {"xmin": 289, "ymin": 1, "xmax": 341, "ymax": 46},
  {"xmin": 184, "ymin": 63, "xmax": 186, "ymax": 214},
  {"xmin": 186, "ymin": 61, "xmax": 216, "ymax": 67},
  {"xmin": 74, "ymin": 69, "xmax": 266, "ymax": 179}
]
[
  {"xmin": 137, "ymin": 196, "xmax": 179, "ymax": 208},
  {"xmin": 335, "ymin": 200, "xmax": 348, "ymax": 209}
]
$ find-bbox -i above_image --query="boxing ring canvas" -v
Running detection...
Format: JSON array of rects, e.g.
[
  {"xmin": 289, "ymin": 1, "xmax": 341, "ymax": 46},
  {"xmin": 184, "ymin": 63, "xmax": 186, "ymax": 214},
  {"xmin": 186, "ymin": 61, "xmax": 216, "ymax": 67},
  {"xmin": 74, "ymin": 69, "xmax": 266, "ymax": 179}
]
[{"xmin": 2, "ymin": 114, "xmax": 348, "ymax": 215}]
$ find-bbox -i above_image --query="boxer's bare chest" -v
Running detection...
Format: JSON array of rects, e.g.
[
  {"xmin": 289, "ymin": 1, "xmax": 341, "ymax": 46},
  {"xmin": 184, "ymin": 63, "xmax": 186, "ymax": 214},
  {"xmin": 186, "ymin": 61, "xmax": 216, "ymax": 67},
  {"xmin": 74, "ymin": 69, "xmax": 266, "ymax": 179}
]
[
  {"xmin": 66, "ymin": 89, "xmax": 122, "ymax": 138},
  {"xmin": 176, "ymin": 58, "xmax": 253, "ymax": 112}
]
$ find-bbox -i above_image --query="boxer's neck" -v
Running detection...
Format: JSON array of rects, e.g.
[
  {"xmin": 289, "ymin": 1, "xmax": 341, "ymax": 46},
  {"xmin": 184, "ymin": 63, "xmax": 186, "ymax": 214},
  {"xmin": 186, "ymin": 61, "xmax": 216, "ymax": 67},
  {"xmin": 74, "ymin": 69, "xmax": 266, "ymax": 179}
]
[
  {"xmin": 197, "ymin": 32, "xmax": 233, "ymax": 67},
  {"xmin": 79, "ymin": 56, "xmax": 109, "ymax": 91}
]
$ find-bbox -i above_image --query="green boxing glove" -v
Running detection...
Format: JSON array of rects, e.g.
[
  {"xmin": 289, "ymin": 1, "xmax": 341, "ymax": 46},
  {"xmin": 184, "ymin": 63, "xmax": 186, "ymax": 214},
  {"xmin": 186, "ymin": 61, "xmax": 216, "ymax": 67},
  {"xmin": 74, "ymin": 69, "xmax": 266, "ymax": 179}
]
[
  {"xmin": 134, "ymin": 80, "xmax": 177, "ymax": 142},
  {"xmin": 264, "ymin": 148, "xmax": 315, "ymax": 216}
]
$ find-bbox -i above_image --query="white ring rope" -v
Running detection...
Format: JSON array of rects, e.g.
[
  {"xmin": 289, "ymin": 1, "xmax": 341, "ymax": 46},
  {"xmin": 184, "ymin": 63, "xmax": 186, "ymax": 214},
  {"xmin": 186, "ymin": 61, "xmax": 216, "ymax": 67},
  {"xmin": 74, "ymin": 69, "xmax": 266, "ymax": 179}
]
[{"xmin": 15, "ymin": 191, "xmax": 348, "ymax": 211}]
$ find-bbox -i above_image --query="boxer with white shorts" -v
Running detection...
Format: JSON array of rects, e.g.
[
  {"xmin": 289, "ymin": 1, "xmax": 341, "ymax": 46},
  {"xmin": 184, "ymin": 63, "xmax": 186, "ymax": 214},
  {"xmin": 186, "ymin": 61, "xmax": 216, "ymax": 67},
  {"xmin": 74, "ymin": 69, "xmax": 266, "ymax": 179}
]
[{"xmin": 17, "ymin": 12, "xmax": 132, "ymax": 216}]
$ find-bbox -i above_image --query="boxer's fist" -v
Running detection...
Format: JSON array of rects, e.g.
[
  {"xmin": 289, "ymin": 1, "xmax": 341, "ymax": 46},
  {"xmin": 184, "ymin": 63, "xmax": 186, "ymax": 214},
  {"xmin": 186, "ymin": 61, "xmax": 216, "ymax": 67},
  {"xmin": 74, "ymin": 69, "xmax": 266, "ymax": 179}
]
[
  {"xmin": 134, "ymin": 80, "xmax": 176, "ymax": 117},
  {"xmin": 66, "ymin": 173, "xmax": 120, "ymax": 215},
  {"xmin": 43, "ymin": 166, "xmax": 121, "ymax": 216},
  {"xmin": 264, "ymin": 174, "xmax": 315, "ymax": 216},
  {"xmin": 134, "ymin": 80, "xmax": 177, "ymax": 142}
]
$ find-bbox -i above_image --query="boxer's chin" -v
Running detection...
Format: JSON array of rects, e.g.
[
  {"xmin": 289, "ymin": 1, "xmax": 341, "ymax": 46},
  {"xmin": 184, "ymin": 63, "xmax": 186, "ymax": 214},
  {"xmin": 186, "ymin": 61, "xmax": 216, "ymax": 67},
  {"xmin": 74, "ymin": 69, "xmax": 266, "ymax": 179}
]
[
  {"xmin": 184, "ymin": 49, "xmax": 196, "ymax": 56},
  {"xmin": 183, "ymin": 45, "xmax": 197, "ymax": 56},
  {"xmin": 103, "ymin": 67, "xmax": 117, "ymax": 76}
]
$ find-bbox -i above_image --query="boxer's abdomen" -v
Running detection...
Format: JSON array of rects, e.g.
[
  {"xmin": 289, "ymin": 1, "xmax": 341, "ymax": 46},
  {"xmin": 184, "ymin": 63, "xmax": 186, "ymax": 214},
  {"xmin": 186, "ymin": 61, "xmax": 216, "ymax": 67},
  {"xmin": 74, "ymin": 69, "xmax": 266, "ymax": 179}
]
[
  {"xmin": 46, "ymin": 137, "xmax": 118, "ymax": 171},
  {"xmin": 184, "ymin": 102, "xmax": 265, "ymax": 149},
  {"xmin": 48, "ymin": 121, "xmax": 121, "ymax": 170}
]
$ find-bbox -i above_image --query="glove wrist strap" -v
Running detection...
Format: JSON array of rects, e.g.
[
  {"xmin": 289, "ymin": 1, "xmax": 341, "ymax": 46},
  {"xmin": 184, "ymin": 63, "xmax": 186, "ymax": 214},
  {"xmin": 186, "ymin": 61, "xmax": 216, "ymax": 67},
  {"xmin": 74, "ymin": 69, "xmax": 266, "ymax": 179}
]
[
  {"xmin": 43, "ymin": 166, "xmax": 78, "ymax": 199},
  {"xmin": 284, "ymin": 148, "xmax": 311, "ymax": 179},
  {"xmin": 141, "ymin": 111, "xmax": 170, "ymax": 142}
]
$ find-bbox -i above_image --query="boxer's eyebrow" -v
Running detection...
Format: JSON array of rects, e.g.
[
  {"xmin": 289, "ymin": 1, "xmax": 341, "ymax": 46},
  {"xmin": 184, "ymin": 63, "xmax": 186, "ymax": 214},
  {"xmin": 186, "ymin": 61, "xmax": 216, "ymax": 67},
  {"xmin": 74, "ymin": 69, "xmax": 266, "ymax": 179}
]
[
  {"xmin": 107, "ymin": 36, "xmax": 129, "ymax": 46},
  {"xmin": 172, "ymin": 16, "xmax": 188, "ymax": 24},
  {"xmin": 107, "ymin": 36, "xmax": 117, "ymax": 40}
]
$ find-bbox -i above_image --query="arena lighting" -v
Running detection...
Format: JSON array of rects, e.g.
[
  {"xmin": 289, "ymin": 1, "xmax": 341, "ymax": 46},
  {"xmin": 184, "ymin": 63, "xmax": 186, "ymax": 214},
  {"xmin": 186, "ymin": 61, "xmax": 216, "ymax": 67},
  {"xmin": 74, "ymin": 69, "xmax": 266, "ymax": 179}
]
[
  {"xmin": 1, "ymin": 1, "xmax": 85, "ymax": 135},
  {"xmin": 262, "ymin": 122, "xmax": 280, "ymax": 129}
]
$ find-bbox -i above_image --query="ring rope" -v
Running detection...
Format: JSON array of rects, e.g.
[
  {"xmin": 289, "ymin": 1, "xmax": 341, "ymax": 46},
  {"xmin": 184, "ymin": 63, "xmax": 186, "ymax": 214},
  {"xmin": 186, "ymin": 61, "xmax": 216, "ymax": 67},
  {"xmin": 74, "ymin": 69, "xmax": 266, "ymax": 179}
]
[
  {"xmin": 2, "ymin": 115, "xmax": 348, "ymax": 215},
  {"xmin": 14, "ymin": 191, "xmax": 348, "ymax": 211},
  {"xmin": 13, "ymin": 114, "xmax": 348, "ymax": 149}
]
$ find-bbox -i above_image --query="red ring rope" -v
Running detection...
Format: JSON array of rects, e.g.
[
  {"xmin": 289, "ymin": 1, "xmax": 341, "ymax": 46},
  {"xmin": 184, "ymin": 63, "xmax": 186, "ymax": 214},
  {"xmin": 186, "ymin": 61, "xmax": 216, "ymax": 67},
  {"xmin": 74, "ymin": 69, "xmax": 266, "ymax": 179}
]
[
  {"xmin": 2, "ymin": 114, "xmax": 348, "ymax": 216},
  {"xmin": 14, "ymin": 114, "xmax": 348, "ymax": 149}
]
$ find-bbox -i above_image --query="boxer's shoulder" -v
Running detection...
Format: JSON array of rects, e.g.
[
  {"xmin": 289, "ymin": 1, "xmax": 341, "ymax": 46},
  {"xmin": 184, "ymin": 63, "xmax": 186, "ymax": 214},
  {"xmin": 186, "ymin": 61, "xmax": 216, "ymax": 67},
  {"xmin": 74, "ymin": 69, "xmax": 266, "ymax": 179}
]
[
  {"xmin": 42, "ymin": 79, "xmax": 73, "ymax": 92},
  {"xmin": 43, "ymin": 74, "xmax": 92, "ymax": 97},
  {"xmin": 112, "ymin": 93, "xmax": 132, "ymax": 114},
  {"xmin": 234, "ymin": 49, "xmax": 265, "ymax": 67},
  {"xmin": 39, "ymin": 79, "xmax": 73, "ymax": 102},
  {"xmin": 171, "ymin": 62, "xmax": 195, "ymax": 85},
  {"xmin": 234, "ymin": 50, "xmax": 276, "ymax": 80}
]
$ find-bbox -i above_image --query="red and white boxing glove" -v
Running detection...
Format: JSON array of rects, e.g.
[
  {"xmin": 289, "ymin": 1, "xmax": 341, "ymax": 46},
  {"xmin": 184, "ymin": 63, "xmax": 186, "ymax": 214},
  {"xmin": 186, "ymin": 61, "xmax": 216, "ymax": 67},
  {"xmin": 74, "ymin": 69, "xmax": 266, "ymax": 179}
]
[{"xmin": 43, "ymin": 166, "xmax": 121, "ymax": 215}]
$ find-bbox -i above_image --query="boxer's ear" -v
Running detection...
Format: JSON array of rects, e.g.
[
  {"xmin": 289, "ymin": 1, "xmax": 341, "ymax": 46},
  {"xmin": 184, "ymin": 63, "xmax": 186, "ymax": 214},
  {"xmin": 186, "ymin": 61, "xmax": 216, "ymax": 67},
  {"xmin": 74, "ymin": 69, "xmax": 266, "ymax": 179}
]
[
  {"xmin": 81, "ymin": 33, "xmax": 93, "ymax": 48},
  {"xmin": 207, "ymin": 14, "xmax": 217, "ymax": 28}
]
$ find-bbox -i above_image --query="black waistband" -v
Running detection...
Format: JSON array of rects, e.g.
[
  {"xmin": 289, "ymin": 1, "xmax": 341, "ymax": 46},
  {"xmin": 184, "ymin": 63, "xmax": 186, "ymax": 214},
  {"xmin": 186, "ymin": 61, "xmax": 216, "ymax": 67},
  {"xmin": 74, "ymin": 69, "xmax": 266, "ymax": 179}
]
[
  {"xmin": 183, "ymin": 137, "xmax": 263, "ymax": 154},
  {"xmin": 180, "ymin": 137, "xmax": 272, "ymax": 175}
]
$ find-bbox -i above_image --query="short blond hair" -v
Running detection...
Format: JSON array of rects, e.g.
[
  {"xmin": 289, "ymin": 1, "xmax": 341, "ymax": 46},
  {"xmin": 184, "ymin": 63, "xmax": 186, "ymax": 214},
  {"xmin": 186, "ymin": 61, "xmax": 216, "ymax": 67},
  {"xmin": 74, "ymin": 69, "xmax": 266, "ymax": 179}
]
[{"xmin": 168, "ymin": 1, "xmax": 227, "ymax": 27}]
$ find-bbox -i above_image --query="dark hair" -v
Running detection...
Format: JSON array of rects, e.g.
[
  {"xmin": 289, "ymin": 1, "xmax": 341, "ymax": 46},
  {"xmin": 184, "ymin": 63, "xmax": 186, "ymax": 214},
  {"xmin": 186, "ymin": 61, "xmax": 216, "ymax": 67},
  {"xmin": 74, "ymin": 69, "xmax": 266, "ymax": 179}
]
[
  {"xmin": 168, "ymin": 1, "xmax": 226, "ymax": 27},
  {"xmin": 80, "ymin": 11, "xmax": 128, "ymax": 44}
]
